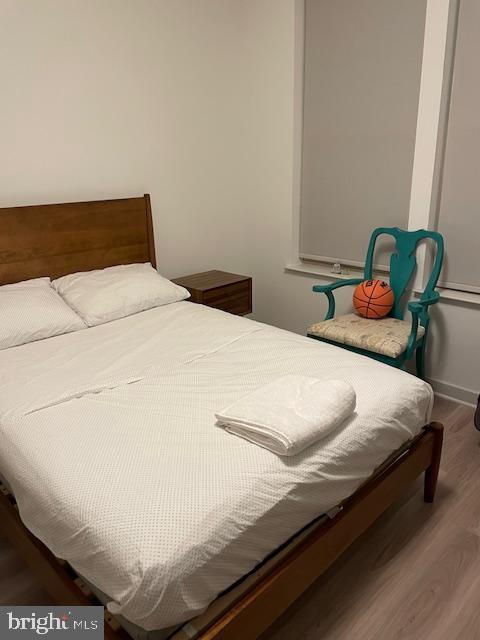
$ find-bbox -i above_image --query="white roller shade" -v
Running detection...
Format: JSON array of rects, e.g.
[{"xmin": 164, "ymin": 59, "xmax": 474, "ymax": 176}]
[
  {"xmin": 300, "ymin": 0, "xmax": 427, "ymax": 267},
  {"xmin": 436, "ymin": 0, "xmax": 480, "ymax": 293}
]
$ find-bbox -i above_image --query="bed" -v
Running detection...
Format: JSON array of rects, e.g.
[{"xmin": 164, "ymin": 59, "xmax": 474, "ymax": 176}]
[{"xmin": 0, "ymin": 195, "xmax": 443, "ymax": 640}]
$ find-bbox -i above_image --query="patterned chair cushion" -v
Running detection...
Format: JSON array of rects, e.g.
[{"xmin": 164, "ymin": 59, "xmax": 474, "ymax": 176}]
[{"xmin": 308, "ymin": 313, "xmax": 425, "ymax": 358}]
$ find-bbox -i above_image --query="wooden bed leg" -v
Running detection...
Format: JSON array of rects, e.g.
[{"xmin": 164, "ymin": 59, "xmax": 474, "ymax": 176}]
[{"xmin": 424, "ymin": 422, "xmax": 444, "ymax": 503}]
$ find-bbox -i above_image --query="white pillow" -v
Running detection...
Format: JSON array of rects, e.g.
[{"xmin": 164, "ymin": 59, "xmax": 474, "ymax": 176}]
[
  {"xmin": 0, "ymin": 277, "xmax": 86, "ymax": 351},
  {"xmin": 52, "ymin": 263, "xmax": 190, "ymax": 327}
]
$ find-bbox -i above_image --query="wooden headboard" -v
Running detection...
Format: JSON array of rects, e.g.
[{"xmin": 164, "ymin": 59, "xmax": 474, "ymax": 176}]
[{"xmin": 0, "ymin": 194, "xmax": 156, "ymax": 285}]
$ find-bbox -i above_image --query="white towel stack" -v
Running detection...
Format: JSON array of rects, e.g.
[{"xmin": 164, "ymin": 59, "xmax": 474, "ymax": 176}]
[{"xmin": 215, "ymin": 375, "xmax": 356, "ymax": 456}]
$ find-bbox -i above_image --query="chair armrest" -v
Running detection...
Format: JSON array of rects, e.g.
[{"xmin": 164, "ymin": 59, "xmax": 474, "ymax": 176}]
[
  {"xmin": 407, "ymin": 291, "xmax": 440, "ymax": 314},
  {"xmin": 312, "ymin": 278, "xmax": 363, "ymax": 293},
  {"xmin": 406, "ymin": 292, "xmax": 440, "ymax": 358},
  {"xmin": 312, "ymin": 278, "xmax": 363, "ymax": 320}
]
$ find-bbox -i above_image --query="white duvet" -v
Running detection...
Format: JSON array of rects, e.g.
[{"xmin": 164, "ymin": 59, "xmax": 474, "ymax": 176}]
[{"xmin": 0, "ymin": 302, "xmax": 433, "ymax": 631}]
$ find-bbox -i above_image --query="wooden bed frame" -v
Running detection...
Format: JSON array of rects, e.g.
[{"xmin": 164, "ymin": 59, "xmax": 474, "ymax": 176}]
[{"xmin": 0, "ymin": 195, "xmax": 443, "ymax": 640}]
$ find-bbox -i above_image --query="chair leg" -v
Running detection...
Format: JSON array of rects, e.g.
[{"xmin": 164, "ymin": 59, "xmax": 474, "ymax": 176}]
[{"xmin": 416, "ymin": 343, "xmax": 426, "ymax": 380}]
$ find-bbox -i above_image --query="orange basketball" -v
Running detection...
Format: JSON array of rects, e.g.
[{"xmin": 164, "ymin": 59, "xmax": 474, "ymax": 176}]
[{"xmin": 353, "ymin": 279, "xmax": 394, "ymax": 319}]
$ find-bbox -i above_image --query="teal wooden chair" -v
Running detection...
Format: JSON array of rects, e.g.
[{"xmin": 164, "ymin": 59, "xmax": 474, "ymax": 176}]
[{"xmin": 307, "ymin": 228, "xmax": 444, "ymax": 379}]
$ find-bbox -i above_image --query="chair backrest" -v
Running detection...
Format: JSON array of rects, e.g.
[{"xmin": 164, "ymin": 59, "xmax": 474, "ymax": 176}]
[{"xmin": 363, "ymin": 227, "xmax": 444, "ymax": 320}]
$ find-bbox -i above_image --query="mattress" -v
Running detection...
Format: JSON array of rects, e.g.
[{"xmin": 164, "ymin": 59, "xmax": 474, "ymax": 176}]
[{"xmin": 0, "ymin": 301, "xmax": 433, "ymax": 632}]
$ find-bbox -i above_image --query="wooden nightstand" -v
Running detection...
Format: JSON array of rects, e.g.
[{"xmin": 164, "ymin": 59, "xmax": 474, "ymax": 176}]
[{"xmin": 172, "ymin": 270, "xmax": 252, "ymax": 316}]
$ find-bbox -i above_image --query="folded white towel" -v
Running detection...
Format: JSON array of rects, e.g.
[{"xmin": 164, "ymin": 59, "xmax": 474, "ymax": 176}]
[{"xmin": 215, "ymin": 375, "xmax": 356, "ymax": 456}]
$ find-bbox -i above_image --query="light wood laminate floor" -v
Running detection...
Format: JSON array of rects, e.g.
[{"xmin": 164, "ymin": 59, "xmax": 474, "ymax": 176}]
[{"xmin": 0, "ymin": 397, "xmax": 477, "ymax": 639}]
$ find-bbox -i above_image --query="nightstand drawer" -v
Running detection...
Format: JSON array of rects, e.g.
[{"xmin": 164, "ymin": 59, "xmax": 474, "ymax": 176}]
[{"xmin": 204, "ymin": 280, "xmax": 252, "ymax": 315}]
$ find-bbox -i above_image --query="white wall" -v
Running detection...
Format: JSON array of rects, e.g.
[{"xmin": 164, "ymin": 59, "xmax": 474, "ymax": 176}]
[
  {"xmin": 0, "ymin": 0, "xmax": 259, "ymax": 278},
  {"xmin": 1, "ymin": 0, "xmax": 477, "ymax": 404}
]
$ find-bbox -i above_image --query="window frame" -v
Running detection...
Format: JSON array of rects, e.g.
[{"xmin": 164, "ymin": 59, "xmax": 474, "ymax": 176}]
[{"xmin": 291, "ymin": 0, "xmax": 480, "ymax": 305}]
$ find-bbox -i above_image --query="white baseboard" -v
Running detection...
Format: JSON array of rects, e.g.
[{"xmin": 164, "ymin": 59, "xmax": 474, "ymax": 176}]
[{"xmin": 429, "ymin": 377, "xmax": 478, "ymax": 407}]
